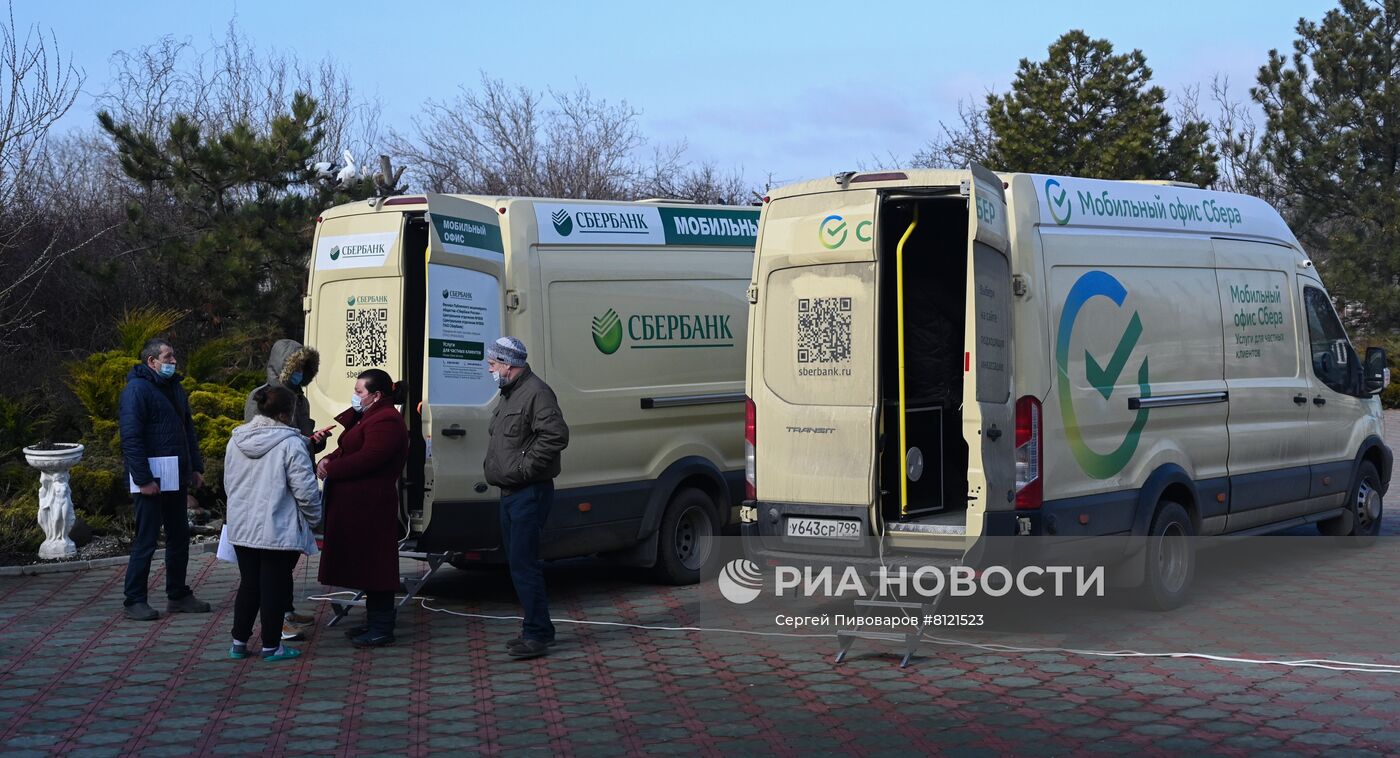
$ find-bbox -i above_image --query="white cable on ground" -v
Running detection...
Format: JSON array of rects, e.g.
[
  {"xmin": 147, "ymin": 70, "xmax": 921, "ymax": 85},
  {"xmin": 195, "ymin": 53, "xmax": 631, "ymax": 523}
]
[
  {"xmin": 918, "ymin": 634, "xmax": 1400, "ymax": 675},
  {"xmin": 416, "ymin": 597, "xmax": 830, "ymax": 639},
  {"xmin": 309, "ymin": 591, "xmax": 828, "ymax": 637}
]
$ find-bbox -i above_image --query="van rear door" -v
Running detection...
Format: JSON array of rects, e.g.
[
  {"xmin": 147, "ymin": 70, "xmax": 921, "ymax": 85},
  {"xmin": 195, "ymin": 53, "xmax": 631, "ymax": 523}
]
[
  {"xmin": 416, "ymin": 195, "xmax": 506, "ymax": 548},
  {"xmin": 305, "ymin": 210, "xmax": 406, "ymax": 449},
  {"xmin": 752, "ymin": 189, "xmax": 880, "ymax": 527},
  {"xmin": 962, "ymin": 163, "xmax": 1016, "ymax": 532}
]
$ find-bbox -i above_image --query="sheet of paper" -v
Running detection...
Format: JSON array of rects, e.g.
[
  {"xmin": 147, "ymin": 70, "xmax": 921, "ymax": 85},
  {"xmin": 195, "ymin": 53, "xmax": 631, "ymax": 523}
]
[{"xmin": 128, "ymin": 456, "xmax": 180, "ymax": 493}]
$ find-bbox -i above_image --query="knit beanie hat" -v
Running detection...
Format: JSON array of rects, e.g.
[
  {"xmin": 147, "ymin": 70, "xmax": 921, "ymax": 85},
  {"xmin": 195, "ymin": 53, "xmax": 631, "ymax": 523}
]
[{"xmin": 486, "ymin": 336, "xmax": 528, "ymax": 367}]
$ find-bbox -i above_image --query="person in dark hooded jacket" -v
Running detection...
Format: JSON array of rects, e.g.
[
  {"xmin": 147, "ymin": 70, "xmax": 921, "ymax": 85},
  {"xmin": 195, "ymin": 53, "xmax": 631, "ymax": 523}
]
[
  {"xmin": 119, "ymin": 338, "xmax": 210, "ymax": 621},
  {"xmin": 244, "ymin": 339, "xmax": 330, "ymax": 637},
  {"xmin": 244, "ymin": 339, "xmax": 328, "ymax": 453}
]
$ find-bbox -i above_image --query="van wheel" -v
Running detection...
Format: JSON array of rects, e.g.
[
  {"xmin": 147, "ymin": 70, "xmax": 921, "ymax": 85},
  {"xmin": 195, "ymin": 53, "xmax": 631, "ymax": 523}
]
[
  {"xmin": 652, "ymin": 488, "xmax": 719, "ymax": 585},
  {"xmin": 1138, "ymin": 501, "xmax": 1195, "ymax": 611},
  {"xmin": 1319, "ymin": 461, "xmax": 1383, "ymax": 541}
]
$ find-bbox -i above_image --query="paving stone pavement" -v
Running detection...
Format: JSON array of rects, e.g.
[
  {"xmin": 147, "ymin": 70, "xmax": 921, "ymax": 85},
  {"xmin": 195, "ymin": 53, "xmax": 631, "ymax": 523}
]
[{"xmin": 0, "ymin": 412, "xmax": 1397, "ymax": 756}]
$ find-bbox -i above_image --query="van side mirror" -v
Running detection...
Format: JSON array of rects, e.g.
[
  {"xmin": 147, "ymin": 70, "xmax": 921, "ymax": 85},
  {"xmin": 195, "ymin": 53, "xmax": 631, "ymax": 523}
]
[{"xmin": 1364, "ymin": 347, "xmax": 1389, "ymax": 395}]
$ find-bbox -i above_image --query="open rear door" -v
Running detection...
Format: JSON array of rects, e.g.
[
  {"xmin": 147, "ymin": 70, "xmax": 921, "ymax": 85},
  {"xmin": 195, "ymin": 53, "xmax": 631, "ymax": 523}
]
[
  {"xmin": 750, "ymin": 188, "xmax": 882, "ymax": 545},
  {"xmin": 416, "ymin": 195, "xmax": 507, "ymax": 549},
  {"xmin": 963, "ymin": 163, "xmax": 1015, "ymax": 528}
]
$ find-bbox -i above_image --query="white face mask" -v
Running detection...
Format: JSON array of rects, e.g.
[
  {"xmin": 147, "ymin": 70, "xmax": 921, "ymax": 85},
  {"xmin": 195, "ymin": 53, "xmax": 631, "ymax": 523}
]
[{"xmin": 490, "ymin": 370, "xmax": 508, "ymax": 388}]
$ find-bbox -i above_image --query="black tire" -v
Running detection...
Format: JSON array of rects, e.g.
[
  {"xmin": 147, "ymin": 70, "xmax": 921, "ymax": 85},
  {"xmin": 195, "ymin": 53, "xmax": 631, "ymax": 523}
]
[
  {"xmin": 1138, "ymin": 501, "xmax": 1195, "ymax": 611},
  {"xmin": 651, "ymin": 488, "xmax": 719, "ymax": 585},
  {"xmin": 1318, "ymin": 461, "xmax": 1383, "ymax": 541}
]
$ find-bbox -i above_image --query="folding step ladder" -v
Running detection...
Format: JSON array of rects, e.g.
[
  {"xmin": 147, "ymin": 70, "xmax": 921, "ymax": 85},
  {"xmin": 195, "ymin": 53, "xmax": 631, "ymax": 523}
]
[
  {"xmin": 325, "ymin": 550, "xmax": 455, "ymax": 627},
  {"xmin": 834, "ymin": 571, "xmax": 944, "ymax": 668}
]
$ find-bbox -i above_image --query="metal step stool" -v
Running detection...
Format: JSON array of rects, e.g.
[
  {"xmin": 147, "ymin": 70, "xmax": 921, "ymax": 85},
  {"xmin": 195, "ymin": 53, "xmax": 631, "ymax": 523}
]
[
  {"xmin": 834, "ymin": 574, "xmax": 944, "ymax": 668},
  {"xmin": 325, "ymin": 550, "xmax": 455, "ymax": 627}
]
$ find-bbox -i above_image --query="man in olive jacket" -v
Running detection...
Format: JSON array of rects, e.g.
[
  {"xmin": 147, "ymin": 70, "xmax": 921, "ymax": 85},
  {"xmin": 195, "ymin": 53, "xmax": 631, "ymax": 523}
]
[{"xmin": 483, "ymin": 336, "xmax": 569, "ymax": 660}]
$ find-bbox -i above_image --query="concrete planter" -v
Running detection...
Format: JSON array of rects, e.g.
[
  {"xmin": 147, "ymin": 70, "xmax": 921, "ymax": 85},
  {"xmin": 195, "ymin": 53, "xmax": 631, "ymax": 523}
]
[{"xmin": 22, "ymin": 444, "xmax": 85, "ymax": 560}]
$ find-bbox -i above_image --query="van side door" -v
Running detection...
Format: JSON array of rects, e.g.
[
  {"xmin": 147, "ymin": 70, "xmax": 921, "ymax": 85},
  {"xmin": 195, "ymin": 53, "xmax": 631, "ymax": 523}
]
[
  {"xmin": 1298, "ymin": 276, "xmax": 1366, "ymax": 510},
  {"xmin": 1213, "ymin": 240, "xmax": 1310, "ymax": 530}
]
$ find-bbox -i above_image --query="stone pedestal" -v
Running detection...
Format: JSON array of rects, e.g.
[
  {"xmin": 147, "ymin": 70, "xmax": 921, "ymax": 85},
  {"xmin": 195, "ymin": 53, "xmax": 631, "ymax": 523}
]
[{"xmin": 22, "ymin": 444, "xmax": 85, "ymax": 560}]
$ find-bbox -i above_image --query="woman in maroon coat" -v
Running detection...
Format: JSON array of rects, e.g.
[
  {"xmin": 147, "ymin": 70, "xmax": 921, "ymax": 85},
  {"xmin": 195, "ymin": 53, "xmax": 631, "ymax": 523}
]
[{"xmin": 316, "ymin": 368, "xmax": 408, "ymax": 647}]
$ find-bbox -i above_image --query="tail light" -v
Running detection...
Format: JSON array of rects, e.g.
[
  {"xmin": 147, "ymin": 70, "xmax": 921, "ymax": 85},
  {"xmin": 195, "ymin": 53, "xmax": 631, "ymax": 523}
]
[
  {"xmin": 744, "ymin": 396, "xmax": 757, "ymax": 500},
  {"xmin": 1014, "ymin": 395, "xmax": 1042, "ymax": 509}
]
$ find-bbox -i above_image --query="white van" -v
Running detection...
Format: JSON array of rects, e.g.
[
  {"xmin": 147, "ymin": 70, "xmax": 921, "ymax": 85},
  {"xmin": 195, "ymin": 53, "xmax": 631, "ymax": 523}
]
[
  {"xmin": 741, "ymin": 165, "xmax": 1391, "ymax": 607},
  {"xmin": 305, "ymin": 194, "xmax": 758, "ymax": 582}
]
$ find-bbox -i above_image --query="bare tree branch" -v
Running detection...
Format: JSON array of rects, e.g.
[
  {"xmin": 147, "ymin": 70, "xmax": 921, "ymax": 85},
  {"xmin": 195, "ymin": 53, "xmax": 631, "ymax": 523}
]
[
  {"xmin": 392, "ymin": 72, "xmax": 755, "ymax": 203},
  {"xmin": 0, "ymin": 1, "xmax": 88, "ymax": 347},
  {"xmin": 912, "ymin": 95, "xmax": 996, "ymax": 169}
]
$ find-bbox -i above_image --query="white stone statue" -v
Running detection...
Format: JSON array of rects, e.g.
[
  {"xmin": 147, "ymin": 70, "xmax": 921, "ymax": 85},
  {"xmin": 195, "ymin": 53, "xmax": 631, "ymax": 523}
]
[{"xmin": 23, "ymin": 444, "xmax": 85, "ymax": 560}]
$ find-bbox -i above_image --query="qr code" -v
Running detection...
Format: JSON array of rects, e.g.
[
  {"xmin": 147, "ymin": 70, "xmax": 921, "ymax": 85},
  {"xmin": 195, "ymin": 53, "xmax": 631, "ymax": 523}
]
[
  {"xmin": 797, "ymin": 297, "xmax": 852, "ymax": 363},
  {"xmin": 346, "ymin": 308, "xmax": 389, "ymax": 366}
]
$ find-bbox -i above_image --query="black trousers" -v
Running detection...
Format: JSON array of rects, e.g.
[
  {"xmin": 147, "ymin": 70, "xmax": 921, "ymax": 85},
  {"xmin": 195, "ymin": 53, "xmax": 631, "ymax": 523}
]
[
  {"xmin": 123, "ymin": 491, "xmax": 191, "ymax": 606},
  {"xmin": 231, "ymin": 546, "xmax": 300, "ymax": 649}
]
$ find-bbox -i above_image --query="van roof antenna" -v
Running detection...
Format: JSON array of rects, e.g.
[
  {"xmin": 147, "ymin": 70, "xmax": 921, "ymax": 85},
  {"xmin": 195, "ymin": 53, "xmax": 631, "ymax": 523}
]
[{"xmin": 835, "ymin": 171, "xmax": 856, "ymax": 189}]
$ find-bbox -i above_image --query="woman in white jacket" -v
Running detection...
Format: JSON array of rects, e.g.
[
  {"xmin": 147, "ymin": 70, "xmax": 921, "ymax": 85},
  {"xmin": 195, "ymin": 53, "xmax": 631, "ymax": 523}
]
[{"xmin": 223, "ymin": 386, "xmax": 323, "ymax": 661}]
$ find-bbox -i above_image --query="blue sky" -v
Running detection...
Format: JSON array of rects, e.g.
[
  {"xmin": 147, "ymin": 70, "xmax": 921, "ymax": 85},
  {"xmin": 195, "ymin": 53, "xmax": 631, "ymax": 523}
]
[{"xmin": 26, "ymin": 0, "xmax": 1336, "ymax": 188}]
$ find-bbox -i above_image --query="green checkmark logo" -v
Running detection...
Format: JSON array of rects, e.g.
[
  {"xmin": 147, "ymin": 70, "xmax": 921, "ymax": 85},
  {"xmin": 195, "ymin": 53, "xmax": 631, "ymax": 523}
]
[
  {"xmin": 1045, "ymin": 178, "xmax": 1072, "ymax": 225},
  {"xmin": 1057, "ymin": 271, "xmax": 1151, "ymax": 479},
  {"xmin": 1085, "ymin": 312, "xmax": 1142, "ymax": 398},
  {"xmin": 819, "ymin": 215, "xmax": 848, "ymax": 249}
]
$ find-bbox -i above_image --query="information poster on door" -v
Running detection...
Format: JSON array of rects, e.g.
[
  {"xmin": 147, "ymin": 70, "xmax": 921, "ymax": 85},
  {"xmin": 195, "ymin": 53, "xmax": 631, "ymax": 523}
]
[{"xmin": 427, "ymin": 264, "xmax": 501, "ymax": 406}]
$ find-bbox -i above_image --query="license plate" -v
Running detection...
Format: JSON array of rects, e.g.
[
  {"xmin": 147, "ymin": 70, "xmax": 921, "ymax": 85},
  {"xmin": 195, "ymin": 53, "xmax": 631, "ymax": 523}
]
[{"xmin": 786, "ymin": 517, "xmax": 862, "ymax": 540}]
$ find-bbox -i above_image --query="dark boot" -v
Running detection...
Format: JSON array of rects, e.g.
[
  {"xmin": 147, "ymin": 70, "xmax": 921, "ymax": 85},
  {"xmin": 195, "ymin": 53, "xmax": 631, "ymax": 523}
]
[
  {"xmin": 342, "ymin": 623, "xmax": 370, "ymax": 640},
  {"xmin": 351, "ymin": 607, "xmax": 395, "ymax": 648}
]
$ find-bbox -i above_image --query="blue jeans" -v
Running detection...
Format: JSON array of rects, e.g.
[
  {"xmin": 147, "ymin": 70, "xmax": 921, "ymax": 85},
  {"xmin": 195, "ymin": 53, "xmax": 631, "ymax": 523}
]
[
  {"xmin": 123, "ymin": 491, "xmax": 192, "ymax": 606},
  {"xmin": 500, "ymin": 481, "xmax": 555, "ymax": 642}
]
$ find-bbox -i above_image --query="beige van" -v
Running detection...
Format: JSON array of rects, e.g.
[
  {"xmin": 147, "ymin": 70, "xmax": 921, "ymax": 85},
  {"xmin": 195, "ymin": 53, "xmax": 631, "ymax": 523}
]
[
  {"xmin": 305, "ymin": 194, "xmax": 758, "ymax": 583},
  {"xmin": 741, "ymin": 165, "xmax": 1392, "ymax": 607}
]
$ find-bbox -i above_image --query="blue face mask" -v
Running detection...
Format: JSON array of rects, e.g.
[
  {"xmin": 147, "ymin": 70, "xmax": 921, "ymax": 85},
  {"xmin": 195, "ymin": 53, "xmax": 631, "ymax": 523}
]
[
  {"xmin": 350, "ymin": 393, "xmax": 362, "ymax": 412},
  {"xmin": 290, "ymin": 371, "xmax": 304, "ymax": 387},
  {"xmin": 158, "ymin": 363, "xmax": 176, "ymax": 378}
]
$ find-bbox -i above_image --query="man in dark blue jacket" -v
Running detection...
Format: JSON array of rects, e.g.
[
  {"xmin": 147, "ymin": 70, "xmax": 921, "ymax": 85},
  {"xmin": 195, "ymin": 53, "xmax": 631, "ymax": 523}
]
[{"xmin": 119, "ymin": 339, "xmax": 211, "ymax": 620}]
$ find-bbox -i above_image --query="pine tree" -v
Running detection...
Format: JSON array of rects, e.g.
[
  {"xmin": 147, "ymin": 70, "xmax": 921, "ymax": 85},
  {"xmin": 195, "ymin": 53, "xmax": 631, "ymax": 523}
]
[
  {"xmin": 1254, "ymin": 0, "xmax": 1400, "ymax": 328},
  {"xmin": 986, "ymin": 31, "xmax": 1217, "ymax": 186},
  {"xmin": 97, "ymin": 93, "xmax": 379, "ymax": 339}
]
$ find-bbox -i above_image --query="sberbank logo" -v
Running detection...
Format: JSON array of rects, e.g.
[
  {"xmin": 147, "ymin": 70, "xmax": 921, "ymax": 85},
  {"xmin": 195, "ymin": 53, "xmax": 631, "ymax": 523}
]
[
  {"xmin": 818, "ymin": 214, "xmax": 873, "ymax": 250},
  {"xmin": 346, "ymin": 294, "xmax": 389, "ymax": 307},
  {"xmin": 589, "ymin": 307, "xmax": 735, "ymax": 355},
  {"xmin": 592, "ymin": 308, "xmax": 623, "ymax": 355},
  {"xmin": 1045, "ymin": 178, "xmax": 1072, "ymax": 225},
  {"xmin": 329, "ymin": 242, "xmax": 387, "ymax": 260},
  {"xmin": 551, "ymin": 209, "xmax": 574, "ymax": 236},
  {"xmin": 1056, "ymin": 271, "xmax": 1150, "ymax": 479},
  {"xmin": 442, "ymin": 289, "xmax": 472, "ymax": 301}
]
